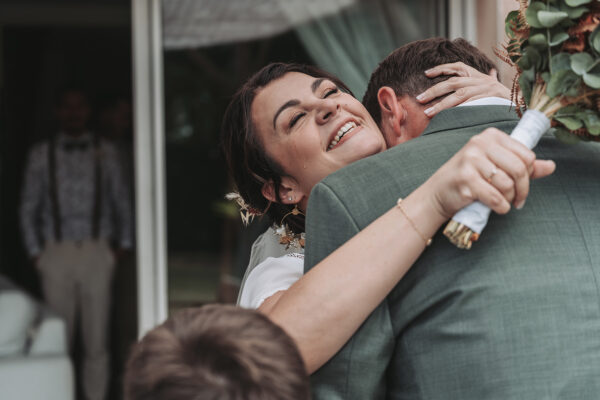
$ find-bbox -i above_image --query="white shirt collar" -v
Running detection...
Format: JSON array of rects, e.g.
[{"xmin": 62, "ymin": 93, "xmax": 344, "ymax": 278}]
[{"xmin": 456, "ymin": 96, "xmax": 515, "ymax": 107}]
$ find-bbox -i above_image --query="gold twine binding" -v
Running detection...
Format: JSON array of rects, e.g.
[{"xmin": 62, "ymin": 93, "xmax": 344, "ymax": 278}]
[{"xmin": 443, "ymin": 220, "xmax": 480, "ymax": 250}]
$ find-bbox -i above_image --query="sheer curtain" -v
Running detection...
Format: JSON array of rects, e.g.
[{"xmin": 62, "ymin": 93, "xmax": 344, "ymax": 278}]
[{"xmin": 279, "ymin": 0, "xmax": 445, "ymax": 99}]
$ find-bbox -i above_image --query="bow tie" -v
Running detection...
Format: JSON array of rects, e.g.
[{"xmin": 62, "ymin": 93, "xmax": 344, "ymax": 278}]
[{"xmin": 63, "ymin": 141, "xmax": 90, "ymax": 152}]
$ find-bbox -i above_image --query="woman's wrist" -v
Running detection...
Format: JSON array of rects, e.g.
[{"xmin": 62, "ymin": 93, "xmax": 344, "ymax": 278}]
[{"xmin": 401, "ymin": 184, "xmax": 449, "ymax": 238}]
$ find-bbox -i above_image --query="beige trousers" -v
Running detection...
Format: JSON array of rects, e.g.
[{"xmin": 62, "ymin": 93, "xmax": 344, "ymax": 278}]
[{"xmin": 37, "ymin": 239, "xmax": 115, "ymax": 400}]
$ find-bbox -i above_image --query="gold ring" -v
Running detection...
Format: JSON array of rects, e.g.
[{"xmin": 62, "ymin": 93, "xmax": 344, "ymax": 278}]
[{"xmin": 487, "ymin": 167, "xmax": 498, "ymax": 184}]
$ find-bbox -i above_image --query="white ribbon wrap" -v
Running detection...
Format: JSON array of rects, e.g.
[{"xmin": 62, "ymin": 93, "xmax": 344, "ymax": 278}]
[{"xmin": 451, "ymin": 110, "xmax": 551, "ymax": 234}]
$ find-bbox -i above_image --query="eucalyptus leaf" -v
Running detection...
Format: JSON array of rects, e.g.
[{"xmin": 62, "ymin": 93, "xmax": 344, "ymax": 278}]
[
  {"xmin": 590, "ymin": 26, "xmax": 600, "ymax": 54},
  {"xmin": 538, "ymin": 11, "xmax": 569, "ymax": 27},
  {"xmin": 519, "ymin": 74, "xmax": 533, "ymax": 105},
  {"xmin": 522, "ymin": 66, "xmax": 536, "ymax": 82},
  {"xmin": 578, "ymin": 110, "xmax": 600, "ymax": 135},
  {"xmin": 547, "ymin": 70, "xmax": 581, "ymax": 97},
  {"xmin": 527, "ymin": 46, "xmax": 542, "ymax": 69},
  {"xmin": 526, "ymin": 2, "xmax": 547, "ymax": 28},
  {"xmin": 554, "ymin": 115, "xmax": 583, "ymax": 130},
  {"xmin": 583, "ymin": 72, "xmax": 600, "ymax": 88},
  {"xmin": 556, "ymin": 104, "xmax": 583, "ymax": 116},
  {"xmin": 565, "ymin": 0, "xmax": 591, "ymax": 6},
  {"xmin": 541, "ymin": 72, "xmax": 551, "ymax": 82},
  {"xmin": 553, "ymin": 127, "xmax": 581, "ymax": 143},
  {"xmin": 549, "ymin": 31, "xmax": 569, "ymax": 46},
  {"xmin": 529, "ymin": 32, "xmax": 548, "ymax": 48},
  {"xmin": 518, "ymin": 54, "xmax": 532, "ymax": 70},
  {"xmin": 565, "ymin": 79, "xmax": 582, "ymax": 97},
  {"xmin": 570, "ymin": 52, "xmax": 595, "ymax": 75},
  {"xmin": 551, "ymin": 52, "xmax": 571, "ymax": 72},
  {"xmin": 562, "ymin": 5, "xmax": 588, "ymax": 18},
  {"xmin": 539, "ymin": 52, "xmax": 549, "ymax": 71}
]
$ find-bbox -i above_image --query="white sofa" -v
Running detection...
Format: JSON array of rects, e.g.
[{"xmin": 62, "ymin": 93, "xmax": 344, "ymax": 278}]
[{"xmin": 0, "ymin": 275, "xmax": 74, "ymax": 400}]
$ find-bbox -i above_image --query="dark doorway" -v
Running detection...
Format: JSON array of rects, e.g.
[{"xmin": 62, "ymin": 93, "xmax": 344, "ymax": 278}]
[{"xmin": 1, "ymin": 20, "xmax": 135, "ymax": 400}]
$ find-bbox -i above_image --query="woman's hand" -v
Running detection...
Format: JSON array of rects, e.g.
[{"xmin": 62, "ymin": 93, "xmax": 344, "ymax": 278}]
[
  {"xmin": 416, "ymin": 62, "xmax": 511, "ymax": 117},
  {"xmin": 427, "ymin": 128, "xmax": 555, "ymax": 220}
]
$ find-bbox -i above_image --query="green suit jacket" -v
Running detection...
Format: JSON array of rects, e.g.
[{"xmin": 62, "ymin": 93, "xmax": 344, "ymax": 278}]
[{"xmin": 304, "ymin": 105, "xmax": 600, "ymax": 399}]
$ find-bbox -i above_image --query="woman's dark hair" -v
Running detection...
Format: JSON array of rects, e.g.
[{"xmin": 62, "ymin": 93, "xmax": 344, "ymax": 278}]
[{"xmin": 221, "ymin": 63, "xmax": 352, "ymax": 233}]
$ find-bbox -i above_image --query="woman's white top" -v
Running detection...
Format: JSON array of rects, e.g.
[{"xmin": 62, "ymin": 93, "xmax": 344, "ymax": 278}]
[{"xmin": 238, "ymin": 253, "xmax": 304, "ymax": 309}]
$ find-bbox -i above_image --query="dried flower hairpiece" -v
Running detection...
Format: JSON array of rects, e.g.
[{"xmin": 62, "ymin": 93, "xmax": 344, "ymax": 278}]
[
  {"xmin": 225, "ymin": 192, "xmax": 265, "ymax": 226},
  {"xmin": 275, "ymin": 224, "xmax": 305, "ymax": 249}
]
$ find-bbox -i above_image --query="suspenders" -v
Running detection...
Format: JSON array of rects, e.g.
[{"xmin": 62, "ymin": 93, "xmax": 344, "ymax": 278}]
[
  {"xmin": 48, "ymin": 136, "xmax": 62, "ymax": 241},
  {"xmin": 91, "ymin": 135, "xmax": 102, "ymax": 239},
  {"xmin": 47, "ymin": 134, "xmax": 102, "ymax": 241}
]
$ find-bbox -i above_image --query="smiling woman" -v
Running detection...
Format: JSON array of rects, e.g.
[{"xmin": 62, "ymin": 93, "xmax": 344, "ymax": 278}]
[
  {"xmin": 221, "ymin": 62, "xmax": 553, "ymax": 373},
  {"xmin": 252, "ymin": 72, "xmax": 386, "ymax": 209}
]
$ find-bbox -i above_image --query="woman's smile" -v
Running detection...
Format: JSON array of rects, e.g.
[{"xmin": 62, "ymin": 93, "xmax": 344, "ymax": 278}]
[{"xmin": 327, "ymin": 121, "xmax": 361, "ymax": 151}]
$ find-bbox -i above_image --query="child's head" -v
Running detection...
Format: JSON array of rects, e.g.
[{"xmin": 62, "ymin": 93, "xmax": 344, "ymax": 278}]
[{"xmin": 124, "ymin": 305, "xmax": 310, "ymax": 400}]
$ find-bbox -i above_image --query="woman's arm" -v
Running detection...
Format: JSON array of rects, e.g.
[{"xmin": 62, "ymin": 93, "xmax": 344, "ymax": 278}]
[
  {"xmin": 259, "ymin": 129, "xmax": 555, "ymax": 374},
  {"xmin": 416, "ymin": 62, "xmax": 512, "ymax": 117}
]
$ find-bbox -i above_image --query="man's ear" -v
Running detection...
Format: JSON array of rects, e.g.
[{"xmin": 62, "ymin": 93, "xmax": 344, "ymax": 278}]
[
  {"xmin": 261, "ymin": 177, "xmax": 301, "ymax": 205},
  {"xmin": 377, "ymin": 86, "xmax": 408, "ymax": 145}
]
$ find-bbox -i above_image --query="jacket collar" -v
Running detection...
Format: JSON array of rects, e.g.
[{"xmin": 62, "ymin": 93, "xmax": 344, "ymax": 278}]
[{"xmin": 421, "ymin": 105, "xmax": 520, "ymax": 137}]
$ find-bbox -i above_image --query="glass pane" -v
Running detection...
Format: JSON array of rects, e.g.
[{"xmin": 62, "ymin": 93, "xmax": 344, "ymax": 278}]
[
  {"xmin": 162, "ymin": 0, "xmax": 446, "ymax": 312},
  {"xmin": 0, "ymin": 5, "xmax": 137, "ymax": 399}
]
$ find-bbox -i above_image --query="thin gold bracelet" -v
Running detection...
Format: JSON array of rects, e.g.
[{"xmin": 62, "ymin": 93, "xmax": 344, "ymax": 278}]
[{"xmin": 396, "ymin": 198, "xmax": 432, "ymax": 247}]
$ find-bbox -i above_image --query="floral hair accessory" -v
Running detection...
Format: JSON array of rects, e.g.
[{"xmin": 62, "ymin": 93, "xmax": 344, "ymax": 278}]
[
  {"xmin": 225, "ymin": 192, "xmax": 265, "ymax": 226},
  {"xmin": 275, "ymin": 224, "xmax": 305, "ymax": 249}
]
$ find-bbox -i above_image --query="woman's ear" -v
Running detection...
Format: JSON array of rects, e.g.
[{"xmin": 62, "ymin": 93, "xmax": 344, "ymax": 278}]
[
  {"xmin": 261, "ymin": 178, "xmax": 301, "ymax": 205},
  {"xmin": 377, "ymin": 86, "xmax": 406, "ymax": 143}
]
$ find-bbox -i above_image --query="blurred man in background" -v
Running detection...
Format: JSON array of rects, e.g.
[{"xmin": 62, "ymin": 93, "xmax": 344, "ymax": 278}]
[{"xmin": 20, "ymin": 88, "xmax": 132, "ymax": 400}]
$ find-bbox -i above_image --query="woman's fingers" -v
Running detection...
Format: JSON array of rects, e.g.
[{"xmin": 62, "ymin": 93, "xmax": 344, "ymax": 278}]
[
  {"xmin": 422, "ymin": 84, "xmax": 487, "ymax": 117},
  {"xmin": 487, "ymin": 148, "xmax": 530, "ymax": 208},
  {"xmin": 531, "ymin": 159, "xmax": 556, "ymax": 179},
  {"xmin": 485, "ymin": 168, "xmax": 515, "ymax": 205},
  {"xmin": 417, "ymin": 62, "xmax": 511, "ymax": 117},
  {"xmin": 470, "ymin": 130, "xmax": 533, "ymax": 208},
  {"xmin": 418, "ymin": 76, "xmax": 479, "ymax": 104},
  {"xmin": 473, "ymin": 129, "xmax": 557, "ymax": 209},
  {"xmin": 464, "ymin": 128, "xmax": 557, "ymax": 211},
  {"xmin": 418, "ymin": 75, "xmax": 509, "ymax": 116},
  {"xmin": 474, "ymin": 180, "xmax": 512, "ymax": 215},
  {"xmin": 437, "ymin": 128, "xmax": 556, "ymax": 217},
  {"xmin": 424, "ymin": 62, "xmax": 481, "ymax": 78}
]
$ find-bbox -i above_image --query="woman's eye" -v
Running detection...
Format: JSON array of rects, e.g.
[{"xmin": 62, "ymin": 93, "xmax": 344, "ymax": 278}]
[
  {"xmin": 324, "ymin": 88, "xmax": 339, "ymax": 98},
  {"xmin": 290, "ymin": 112, "xmax": 305, "ymax": 128}
]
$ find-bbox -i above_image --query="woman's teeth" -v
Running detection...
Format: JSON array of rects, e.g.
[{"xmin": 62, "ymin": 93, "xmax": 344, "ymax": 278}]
[{"xmin": 328, "ymin": 121, "xmax": 357, "ymax": 150}]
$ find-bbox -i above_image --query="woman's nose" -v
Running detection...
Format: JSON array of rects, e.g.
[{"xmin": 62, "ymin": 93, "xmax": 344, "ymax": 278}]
[{"xmin": 316, "ymin": 100, "xmax": 339, "ymax": 124}]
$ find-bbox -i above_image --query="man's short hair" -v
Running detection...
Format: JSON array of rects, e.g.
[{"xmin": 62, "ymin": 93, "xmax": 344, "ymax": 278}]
[
  {"xmin": 124, "ymin": 305, "xmax": 310, "ymax": 400},
  {"xmin": 363, "ymin": 37, "xmax": 497, "ymax": 126}
]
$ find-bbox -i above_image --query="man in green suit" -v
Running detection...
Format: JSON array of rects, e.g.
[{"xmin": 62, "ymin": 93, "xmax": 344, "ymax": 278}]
[{"xmin": 304, "ymin": 38, "xmax": 600, "ymax": 399}]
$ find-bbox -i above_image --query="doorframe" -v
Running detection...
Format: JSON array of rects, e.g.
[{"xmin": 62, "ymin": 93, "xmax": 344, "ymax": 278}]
[
  {"xmin": 448, "ymin": 0, "xmax": 477, "ymax": 44},
  {"xmin": 131, "ymin": 0, "xmax": 168, "ymax": 337}
]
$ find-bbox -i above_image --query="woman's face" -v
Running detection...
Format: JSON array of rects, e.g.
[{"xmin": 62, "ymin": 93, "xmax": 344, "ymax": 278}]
[{"xmin": 252, "ymin": 72, "xmax": 386, "ymax": 203}]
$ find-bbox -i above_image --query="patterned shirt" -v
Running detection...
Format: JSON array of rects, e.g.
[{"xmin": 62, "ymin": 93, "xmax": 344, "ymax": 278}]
[{"xmin": 20, "ymin": 132, "xmax": 133, "ymax": 257}]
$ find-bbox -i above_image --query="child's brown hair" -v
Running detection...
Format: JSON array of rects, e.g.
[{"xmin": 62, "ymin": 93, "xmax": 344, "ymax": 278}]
[{"xmin": 124, "ymin": 305, "xmax": 310, "ymax": 400}]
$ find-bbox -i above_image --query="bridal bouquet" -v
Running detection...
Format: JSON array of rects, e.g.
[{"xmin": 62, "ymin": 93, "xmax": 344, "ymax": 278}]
[{"xmin": 444, "ymin": 0, "xmax": 600, "ymax": 249}]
